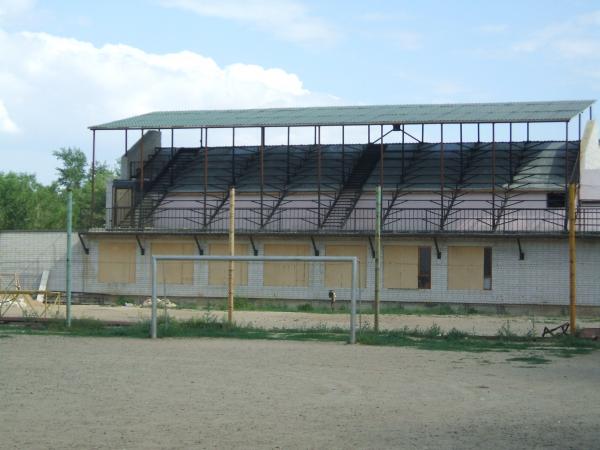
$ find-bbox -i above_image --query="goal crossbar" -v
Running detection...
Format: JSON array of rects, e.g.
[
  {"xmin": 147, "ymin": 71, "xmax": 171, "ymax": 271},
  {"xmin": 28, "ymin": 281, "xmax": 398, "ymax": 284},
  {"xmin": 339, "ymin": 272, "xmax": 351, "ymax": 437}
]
[{"xmin": 151, "ymin": 255, "xmax": 359, "ymax": 343}]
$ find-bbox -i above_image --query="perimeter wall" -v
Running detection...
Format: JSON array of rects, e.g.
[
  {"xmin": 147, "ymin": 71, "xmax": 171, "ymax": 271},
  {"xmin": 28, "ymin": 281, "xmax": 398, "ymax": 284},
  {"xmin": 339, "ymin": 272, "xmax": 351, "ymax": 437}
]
[{"xmin": 1, "ymin": 231, "xmax": 599, "ymax": 310}]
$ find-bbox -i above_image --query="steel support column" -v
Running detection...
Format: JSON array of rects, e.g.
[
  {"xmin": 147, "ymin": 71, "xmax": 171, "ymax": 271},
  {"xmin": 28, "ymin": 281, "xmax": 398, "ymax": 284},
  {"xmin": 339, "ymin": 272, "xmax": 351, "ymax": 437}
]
[
  {"xmin": 170, "ymin": 128, "xmax": 174, "ymax": 185},
  {"xmin": 90, "ymin": 130, "xmax": 96, "ymax": 227},
  {"xmin": 232, "ymin": 128, "xmax": 236, "ymax": 186},
  {"xmin": 204, "ymin": 128, "xmax": 208, "ymax": 227},
  {"xmin": 401, "ymin": 125, "xmax": 405, "ymax": 182},
  {"xmin": 260, "ymin": 126, "xmax": 265, "ymax": 227},
  {"xmin": 459, "ymin": 124, "xmax": 463, "ymax": 180},
  {"xmin": 509, "ymin": 123, "xmax": 513, "ymax": 184},
  {"xmin": 341, "ymin": 125, "xmax": 345, "ymax": 184},
  {"xmin": 379, "ymin": 124, "xmax": 384, "ymax": 187},
  {"xmin": 317, "ymin": 126, "xmax": 321, "ymax": 225},
  {"xmin": 564, "ymin": 121, "xmax": 569, "ymax": 222},
  {"xmin": 440, "ymin": 124, "xmax": 444, "ymax": 230},
  {"xmin": 492, "ymin": 123, "xmax": 496, "ymax": 229},
  {"xmin": 286, "ymin": 126, "xmax": 290, "ymax": 185}
]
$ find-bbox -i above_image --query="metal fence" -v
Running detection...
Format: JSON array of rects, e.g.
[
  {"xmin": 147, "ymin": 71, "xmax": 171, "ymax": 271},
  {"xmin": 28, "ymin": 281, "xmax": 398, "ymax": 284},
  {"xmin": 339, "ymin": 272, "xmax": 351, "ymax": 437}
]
[{"xmin": 103, "ymin": 206, "xmax": 600, "ymax": 234}]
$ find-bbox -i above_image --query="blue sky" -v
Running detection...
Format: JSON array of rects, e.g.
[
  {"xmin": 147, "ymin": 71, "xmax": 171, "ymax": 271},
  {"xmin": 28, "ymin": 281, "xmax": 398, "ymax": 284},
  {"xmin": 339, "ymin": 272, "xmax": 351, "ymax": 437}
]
[{"xmin": 0, "ymin": 0, "xmax": 599, "ymax": 182}]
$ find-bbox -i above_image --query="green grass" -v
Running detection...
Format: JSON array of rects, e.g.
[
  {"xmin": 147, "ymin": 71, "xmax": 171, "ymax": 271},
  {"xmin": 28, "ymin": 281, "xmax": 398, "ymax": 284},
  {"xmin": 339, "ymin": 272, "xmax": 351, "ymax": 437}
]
[
  {"xmin": 196, "ymin": 300, "xmax": 482, "ymax": 316},
  {"xmin": 1, "ymin": 317, "xmax": 599, "ymax": 361},
  {"xmin": 506, "ymin": 355, "xmax": 551, "ymax": 365}
]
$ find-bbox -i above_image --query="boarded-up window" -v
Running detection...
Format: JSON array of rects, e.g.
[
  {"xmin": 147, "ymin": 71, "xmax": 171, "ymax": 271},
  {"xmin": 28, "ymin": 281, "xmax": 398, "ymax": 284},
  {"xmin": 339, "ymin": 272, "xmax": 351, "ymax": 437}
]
[
  {"xmin": 325, "ymin": 244, "xmax": 367, "ymax": 288},
  {"xmin": 447, "ymin": 246, "xmax": 484, "ymax": 290},
  {"xmin": 383, "ymin": 245, "xmax": 418, "ymax": 289},
  {"xmin": 97, "ymin": 241, "xmax": 136, "ymax": 283},
  {"xmin": 418, "ymin": 247, "xmax": 432, "ymax": 289},
  {"xmin": 152, "ymin": 242, "xmax": 195, "ymax": 285},
  {"xmin": 208, "ymin": 243, "xmax": 249, "ymax": 286},
  {"xmin": 483, "ymin": 247, "xmax": 492, "ymax": 290},
  {"xmin": 263, "ymin": 243, "xmax": 310, "ymax": 287}
]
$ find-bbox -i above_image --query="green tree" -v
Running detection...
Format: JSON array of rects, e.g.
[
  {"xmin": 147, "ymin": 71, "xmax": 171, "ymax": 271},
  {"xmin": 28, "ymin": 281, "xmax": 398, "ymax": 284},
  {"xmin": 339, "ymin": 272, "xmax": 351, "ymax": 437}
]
[
  {"xmin": 53, "ymin": 147, "xmax": 87, "ymax": 190},
  {"xmin": 0, "ymin": 147, "xmax": 117, "ymax": 231}
]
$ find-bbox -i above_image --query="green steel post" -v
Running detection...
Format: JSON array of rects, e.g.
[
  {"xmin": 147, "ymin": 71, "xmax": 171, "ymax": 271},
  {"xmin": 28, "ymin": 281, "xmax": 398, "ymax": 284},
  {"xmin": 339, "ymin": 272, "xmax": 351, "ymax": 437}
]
[
  {"xmin": 374, "ymin": 185, "xmax": 382, "ymax": 332},
  {"xmin": 66, "ymin": 190, "xmax": 72, "ymax": 327}
]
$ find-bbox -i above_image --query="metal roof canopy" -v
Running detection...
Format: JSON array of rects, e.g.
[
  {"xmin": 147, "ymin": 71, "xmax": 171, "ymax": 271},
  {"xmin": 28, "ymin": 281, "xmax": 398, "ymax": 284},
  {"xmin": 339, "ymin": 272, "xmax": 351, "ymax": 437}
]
[{"xmin": 90, "ymin": 100, "xmax": 594, "ymax": 130}]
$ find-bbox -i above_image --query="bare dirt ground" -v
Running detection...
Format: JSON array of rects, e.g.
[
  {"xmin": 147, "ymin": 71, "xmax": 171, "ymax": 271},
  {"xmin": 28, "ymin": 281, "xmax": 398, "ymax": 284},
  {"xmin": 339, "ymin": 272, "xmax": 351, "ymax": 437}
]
[
  {"xmin": 1, "ymin": 335, "xmax": 599, "ymax": 449},
  {"xmin": 6, "ymin": 303, "xmax": 600, "ymax": 336}
]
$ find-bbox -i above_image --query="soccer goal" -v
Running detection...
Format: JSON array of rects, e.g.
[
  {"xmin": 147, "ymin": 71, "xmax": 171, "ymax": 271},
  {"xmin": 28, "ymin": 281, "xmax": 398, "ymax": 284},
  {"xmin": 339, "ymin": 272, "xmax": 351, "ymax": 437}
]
[{"xmin": 150, "ymin": 255, "xmax": 359, "ymax": 343}]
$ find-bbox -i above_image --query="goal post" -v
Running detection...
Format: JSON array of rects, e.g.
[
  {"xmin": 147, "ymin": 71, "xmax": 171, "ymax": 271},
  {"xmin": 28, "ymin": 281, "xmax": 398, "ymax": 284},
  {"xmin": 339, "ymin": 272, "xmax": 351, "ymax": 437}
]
[{"xmin": 151, "ymin": 255, "xmax": 359, "ymax": 343}]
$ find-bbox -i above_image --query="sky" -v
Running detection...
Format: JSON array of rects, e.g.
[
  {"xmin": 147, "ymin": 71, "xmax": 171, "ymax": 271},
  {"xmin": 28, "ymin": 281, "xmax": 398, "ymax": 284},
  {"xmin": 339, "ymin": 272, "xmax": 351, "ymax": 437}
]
[{"xmin": 0, "ymin": 0, "xmax": 599, "ymax": 183}]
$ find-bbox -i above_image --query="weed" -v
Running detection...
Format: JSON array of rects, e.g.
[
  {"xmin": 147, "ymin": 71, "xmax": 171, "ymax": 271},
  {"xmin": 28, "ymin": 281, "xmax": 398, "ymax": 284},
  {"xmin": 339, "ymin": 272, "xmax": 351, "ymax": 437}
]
[
  {"xmin": 446, "ymin": 328, "xmax": 470, "ymax": 340},
  {"xmin": 496, "ymin": 321, "xmax": 518, "ymax": 339},
  {"xmin": 507, "ymin": 355, "xmax": 550, "ymax": 365},
  {"xmin": 297, "ymin": 303, "xmax": 314, "ymax": 312},
  {"xmin": 2, "ymin": 318, "xmax": 599, "ymax": 361},
  {"xmin": 115, "ymin": 296, "xmax": 130, "ymax": 306}
]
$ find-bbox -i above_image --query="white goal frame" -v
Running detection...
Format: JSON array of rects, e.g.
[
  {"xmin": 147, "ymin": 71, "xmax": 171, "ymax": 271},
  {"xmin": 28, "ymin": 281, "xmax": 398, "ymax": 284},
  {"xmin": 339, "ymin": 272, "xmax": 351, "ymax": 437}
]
[{"xmin": 151, "ymin": 255, "xmax": 359, "ymax": 343}]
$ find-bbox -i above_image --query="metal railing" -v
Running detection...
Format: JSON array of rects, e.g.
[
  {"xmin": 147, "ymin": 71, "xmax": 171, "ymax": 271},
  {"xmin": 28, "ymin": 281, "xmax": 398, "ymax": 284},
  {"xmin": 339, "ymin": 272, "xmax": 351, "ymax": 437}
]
[{"xmin": 102, "ymin": 206, "xmax": 600, "ymax": 234}]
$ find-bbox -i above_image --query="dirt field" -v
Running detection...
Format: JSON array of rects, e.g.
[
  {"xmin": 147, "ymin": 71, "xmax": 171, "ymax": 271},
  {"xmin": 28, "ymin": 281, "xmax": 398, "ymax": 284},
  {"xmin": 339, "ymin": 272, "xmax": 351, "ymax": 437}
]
[
  {"xmin": 1, "ymin": 335, "xmax": 599, "ymax": 449},
  {"xmin": 6, "ymin": 303, "xmax": 600, "ymax": 337}
]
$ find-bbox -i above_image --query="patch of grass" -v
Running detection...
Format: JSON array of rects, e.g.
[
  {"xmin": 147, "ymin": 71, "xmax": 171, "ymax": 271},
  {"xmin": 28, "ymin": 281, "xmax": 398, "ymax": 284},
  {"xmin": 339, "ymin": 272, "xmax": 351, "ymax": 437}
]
[
  {"xmin": 296, "ymin": 303, "xmax": 314, "ymax": 312},
  {"xmin": 507, "ymin": 355, "xmax": 551, "ymax": 365},
  {"xmin": 496, "ymin": 321, "xmax": 518, "ymax": 339},
  {"xmin": 2, "ymin": 318, "xmax": 599, "ymax": 361},
  {"xmin": 114, "ymin": 296, "xmax": 130, "ymax": 306},
  {"xmin": 197, "ymin": 301, "xmax": 483, "ymax": 316}
]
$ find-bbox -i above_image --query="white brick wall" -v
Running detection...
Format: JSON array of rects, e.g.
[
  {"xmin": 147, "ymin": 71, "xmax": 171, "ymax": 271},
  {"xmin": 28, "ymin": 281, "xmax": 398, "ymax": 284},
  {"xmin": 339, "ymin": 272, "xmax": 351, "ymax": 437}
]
[{"xmin": 1, "ymin": 231, "xmax": 599, "ymax": 306}]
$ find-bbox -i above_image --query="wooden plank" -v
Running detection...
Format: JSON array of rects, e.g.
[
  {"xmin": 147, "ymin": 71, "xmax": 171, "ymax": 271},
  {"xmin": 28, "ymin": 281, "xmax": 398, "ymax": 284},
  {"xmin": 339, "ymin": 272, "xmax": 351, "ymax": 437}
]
[
  {"xmin": 97, "ymin": 241, "xmax": 136, "ymax": 283},
  {"xmin": 448, "ymin": 246, "xmax": 484, "ymax": 290},
  {"xmin": 263, "ymin": 243, "xmax": 310, "ymax": 287},
  {"xmin": 35, "ymin": 270, "xmax": 50, "ymax": 302},
  {"xmin": 383, "ymin": 245, "xmax": 418, "ymax": 289},
  {"xmin": 325, "ymin": 244, "xmax": 367, "ymax": 288},
  {"xmin": 208, "ymin": 243, "xmax": 249, "ymax": 286},
  {"xmin": 152, "ymin": 241, "xmax": 195, "ymax": 285}
]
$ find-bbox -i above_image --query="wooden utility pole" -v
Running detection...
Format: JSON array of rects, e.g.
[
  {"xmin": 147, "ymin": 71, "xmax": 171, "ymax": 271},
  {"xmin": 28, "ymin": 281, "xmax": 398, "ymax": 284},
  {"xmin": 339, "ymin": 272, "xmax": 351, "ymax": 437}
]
[
  {"xmin": 374, "ymin": 185, "xmax": 382, "ymax": 332},
  {"xmin": 568, "ymin": 183, "xmax": 577, "ymax": 335},
  {"xmin": 228, "ymin": 187, "xmax": 236, "ymax": 324}
]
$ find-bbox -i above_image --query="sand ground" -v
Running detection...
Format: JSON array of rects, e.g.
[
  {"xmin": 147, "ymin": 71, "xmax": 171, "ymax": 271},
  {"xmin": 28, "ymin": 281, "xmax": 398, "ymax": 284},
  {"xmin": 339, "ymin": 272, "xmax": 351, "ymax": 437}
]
[
  {"xmin": 1, "ymin": 335, "xmax": 599, "ymax": 449},
  {"xmin": 4, "ymin": 303, "xmax": 600, "ymax": 336}
]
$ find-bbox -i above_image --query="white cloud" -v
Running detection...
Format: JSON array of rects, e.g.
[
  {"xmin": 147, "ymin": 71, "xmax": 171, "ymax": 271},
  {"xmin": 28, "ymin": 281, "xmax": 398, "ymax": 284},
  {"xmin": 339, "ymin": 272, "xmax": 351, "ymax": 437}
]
[
  {"xmin": 0, "ymin": 99, "xmax": 18, "ymax": 133},
  {"xmin": 513, "ymin": 10, "xmax": 600, "ymax": 58},
  {"xmin": 0, "ymin": 0, "xmax": 34, "ymax": 18},
  {"xmin": 160, "ymin": 0, "xmax": 339, "ymax": 45},
  {"xmin": 0, "ymin": 27, "xmax": 336, "ymax": 181}
]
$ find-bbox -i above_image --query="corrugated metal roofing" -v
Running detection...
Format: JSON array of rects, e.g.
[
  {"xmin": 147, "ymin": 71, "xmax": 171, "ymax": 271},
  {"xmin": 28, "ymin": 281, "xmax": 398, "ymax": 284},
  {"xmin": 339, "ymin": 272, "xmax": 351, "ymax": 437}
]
[{"xmin": 90, "ymin": 100, "xmax": 594, "ymax": 130}]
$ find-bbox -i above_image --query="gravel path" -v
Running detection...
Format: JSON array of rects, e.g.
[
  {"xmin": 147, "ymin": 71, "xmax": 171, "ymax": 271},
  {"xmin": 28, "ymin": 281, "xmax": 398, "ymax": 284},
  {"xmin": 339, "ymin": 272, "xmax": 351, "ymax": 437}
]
[{"xmin": 1, "ymin": 335, "xmax": 599, "ymax": 449}]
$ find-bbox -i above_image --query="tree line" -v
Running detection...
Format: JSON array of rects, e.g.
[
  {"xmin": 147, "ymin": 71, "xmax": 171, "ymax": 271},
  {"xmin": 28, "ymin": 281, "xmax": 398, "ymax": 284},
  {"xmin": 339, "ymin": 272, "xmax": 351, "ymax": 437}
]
[{"xmin": 0, "ymin": 148, "xmax": 117, "ymax": 230}]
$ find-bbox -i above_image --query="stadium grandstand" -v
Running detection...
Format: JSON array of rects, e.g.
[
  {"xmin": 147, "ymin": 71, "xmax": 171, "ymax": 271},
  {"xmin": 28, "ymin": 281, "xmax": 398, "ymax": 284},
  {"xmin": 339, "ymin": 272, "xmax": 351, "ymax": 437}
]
[{"xmin": 15, "ymin": 100, "xmax": 599, "ymax": 310}]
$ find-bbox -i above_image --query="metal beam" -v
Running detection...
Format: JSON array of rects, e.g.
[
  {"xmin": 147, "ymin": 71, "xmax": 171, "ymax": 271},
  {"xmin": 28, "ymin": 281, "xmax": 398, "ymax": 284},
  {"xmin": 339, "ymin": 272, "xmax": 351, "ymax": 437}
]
[
  {"xmin": 516, "ymin": 238, "xmax": 524, "ymax": 260},
  {"xmin": 310, "ymin": 236, "xmax": 320, "ymax": 256},
  {"xmin": 433, "ymin": 237, "xmax": 441, "ymax": 259},
  {"xmin": 193, "ymin": 235, "xmax": 204, "ymax": 255},
  {"xmin": 135, "ymin": 235, "xmax": 145, "ymax": 255},
  {"xmin": 249, "ymin": 236, "xmax": 258, "ymax": 256},
  {"xmin": 77, "ymin": 232, "xmax": 90, "ymax": 255}
]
